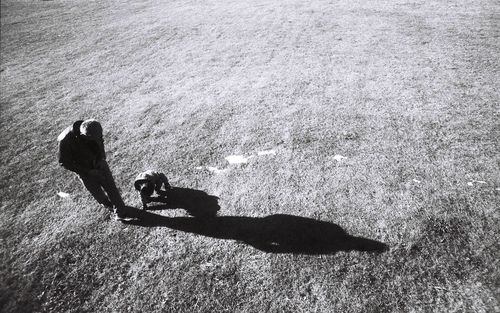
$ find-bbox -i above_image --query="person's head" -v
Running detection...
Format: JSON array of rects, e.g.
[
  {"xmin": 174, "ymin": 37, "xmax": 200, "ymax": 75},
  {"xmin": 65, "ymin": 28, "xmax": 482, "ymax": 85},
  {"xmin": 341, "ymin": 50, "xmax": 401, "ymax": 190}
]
[
  {"xmin": 79, "ymin": 119, "xmax": 103, "ymax": 142},
  {"xmin": 139, "ymin": 182, "xmax": 155, "ymax": 198}
]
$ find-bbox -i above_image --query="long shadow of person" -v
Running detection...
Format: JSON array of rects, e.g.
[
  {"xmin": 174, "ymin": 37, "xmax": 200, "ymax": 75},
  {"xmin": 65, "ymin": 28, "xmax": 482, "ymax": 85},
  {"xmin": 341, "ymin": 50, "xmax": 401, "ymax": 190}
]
[{"xmin": 122, "ymin": 188, "xmax": 388, "ymax": 255}]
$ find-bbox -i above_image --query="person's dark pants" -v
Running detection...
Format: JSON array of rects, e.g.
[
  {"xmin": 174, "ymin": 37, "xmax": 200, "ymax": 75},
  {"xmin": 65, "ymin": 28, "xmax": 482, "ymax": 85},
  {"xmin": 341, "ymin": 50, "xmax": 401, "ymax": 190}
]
[{"xmin": 78, "ymin": 161, "xmax": 125, "ymax": 210}]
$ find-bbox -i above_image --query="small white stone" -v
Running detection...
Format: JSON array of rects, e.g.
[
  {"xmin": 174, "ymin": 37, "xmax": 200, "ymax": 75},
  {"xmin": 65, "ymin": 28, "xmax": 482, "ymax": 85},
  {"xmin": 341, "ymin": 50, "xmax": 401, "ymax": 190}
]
[
  {"xmin": 333, "ymin": 154, "xmax": 347, "ymax": 162},
  {"xmin": 225, "ymin": 155, "xmax": 250, "ymax": 164},
  {"xmin": 257, "ymin": 149, "xmax": 276, "ymax": 156},
  {"xmin": 57, "ymin": 192, "xmax": 70, "ymax": 198},
  {"xmin": 207, "ymin": 166, "xmax": 227, "ymax": 174}
]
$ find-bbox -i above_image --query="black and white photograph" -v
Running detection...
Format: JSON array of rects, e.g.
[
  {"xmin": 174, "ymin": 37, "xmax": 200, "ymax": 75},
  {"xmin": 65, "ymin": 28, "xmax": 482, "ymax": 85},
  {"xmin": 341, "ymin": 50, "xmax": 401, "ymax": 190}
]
[{"xmin": 1, "ymin": 0, "xmax": 498, "ymax": 312}]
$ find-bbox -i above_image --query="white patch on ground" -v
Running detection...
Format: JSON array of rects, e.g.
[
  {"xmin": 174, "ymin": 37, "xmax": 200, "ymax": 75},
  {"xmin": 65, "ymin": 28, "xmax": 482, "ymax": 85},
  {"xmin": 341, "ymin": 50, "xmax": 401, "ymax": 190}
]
[
  {"xmin": 207, "ymin": 166, "xmax": 228, "ymax": 174},
  {"xmin": 114, "ymin": 216, "xmax": 137, "ymax": 222},
  {"xmin": 412, "ymin": 179, "xmax": 421, "ymax": 183},
  {"xmin": 197, "ymin": 150, "xmax": 277, "ymax": 173},
  {"xmin": 57, "ymin": 192, "xmax": 70, "ymax": 198},
  {"xmin": 225, "ymin": 155, "xmax": 252, "ymax": 164},
  {"xmin": 195, "ymin": 166, "xmax": 228, "ymax": 174},
  {"xmin": 333, "ymin": 154, "xmax": 347, "ymax": 162},
  {"xmin": 467, "ymin": 180, "xmax": 487, "ymax": 186},
  {"xmin": 257, "ymin": 149, "xmax": 276, "ymax": 156},
  {"xmin": 200, "ymin": 262, "xmax": 214, "ymax": 270}
]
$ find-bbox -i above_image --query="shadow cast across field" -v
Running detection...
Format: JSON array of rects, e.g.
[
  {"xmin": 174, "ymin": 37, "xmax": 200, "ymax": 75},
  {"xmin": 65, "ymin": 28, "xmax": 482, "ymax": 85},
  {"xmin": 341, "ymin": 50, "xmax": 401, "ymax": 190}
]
[
  {"xmin": 145, "ymin": 187, "xmax": 221, "ymax": 218},
  {"xmin": 122, "ymin": 188, "xmax": 388, "ymax": 255}
]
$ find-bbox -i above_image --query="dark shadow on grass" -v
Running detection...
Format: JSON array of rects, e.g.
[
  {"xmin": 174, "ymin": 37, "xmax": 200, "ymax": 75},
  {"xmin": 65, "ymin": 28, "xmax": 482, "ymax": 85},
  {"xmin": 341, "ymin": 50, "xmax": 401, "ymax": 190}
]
[
  {"xmin": 144, "ymin": 187, "xmax": 220, "ymax": 218},
  {"xmin": 122, "ymin": 198, "xmax": 388, "ymax": 255}
]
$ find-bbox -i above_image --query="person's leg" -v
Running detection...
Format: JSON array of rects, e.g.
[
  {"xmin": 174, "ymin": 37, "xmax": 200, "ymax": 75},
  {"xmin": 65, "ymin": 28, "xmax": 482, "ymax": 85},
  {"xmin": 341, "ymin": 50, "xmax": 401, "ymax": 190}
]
[
  {"xmin": 96, "ymin": 161, "xmax": 125, "ymax": 210},
  {"xmin": 140, "ymin": 183, "xmax": 154, "ymax": 210},
  {"xmin": 157, "ymin": 173, "xmax": 171, "ymax": 196},
  {"xmin": 78, "ymin": 174, "xmax": 113, "ymax": 209}
]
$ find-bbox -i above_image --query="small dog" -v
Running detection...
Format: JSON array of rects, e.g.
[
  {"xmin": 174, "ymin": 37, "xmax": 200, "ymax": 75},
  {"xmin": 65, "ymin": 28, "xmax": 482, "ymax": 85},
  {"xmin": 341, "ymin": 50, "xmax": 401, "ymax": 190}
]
[{"xmin": 134, "ymin": 170, "xmax": 172, "ymax": 210}]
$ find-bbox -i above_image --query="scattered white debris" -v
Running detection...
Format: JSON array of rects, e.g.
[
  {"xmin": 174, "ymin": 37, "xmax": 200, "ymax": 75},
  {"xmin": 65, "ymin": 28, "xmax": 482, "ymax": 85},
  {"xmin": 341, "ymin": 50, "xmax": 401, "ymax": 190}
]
[
  {"xmin": 57, "ymin": 192, "xmax": 70, "ymax": 198},
  {"xmin": 467, "ymin": 180, "xmax": 488, "ymax": 186},
  {"xmin": 200, "ymin": 262, "xmax": 216, "ymax": 270},
  {"xmin": 207, "ymin": 167, "xmax": 228, "ymax": 174},
  {"xmin": 333, "ymin": 154, "xmax": 347, "ymax": 162},
  {"xmin": 225, "ymin": 155, "xmax": 251, "ymax": 164},
  {"xmin": 114, "ymin": 215, "xmax": 136, "ymax": 222},
  {"xmin": 195, "ymin": 166, "xmax": 228, "ymax": 174},
  {"xmin": 412, "ymin": 179, "xmax": 421, "ymax": 183},
  {"xmin": 257, "ymin": 149, "xmax": 276, "ymax": 156},
  {"xmin": 196, "ymin": 166, "xmax": 228, "ymax": 173}
]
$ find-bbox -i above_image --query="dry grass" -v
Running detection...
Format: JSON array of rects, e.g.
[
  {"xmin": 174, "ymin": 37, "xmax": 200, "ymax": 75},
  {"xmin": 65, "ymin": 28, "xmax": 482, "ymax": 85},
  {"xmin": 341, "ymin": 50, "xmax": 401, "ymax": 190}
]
[{"xmin": 1, "ymin": 0, "xmax": 499, "ymax": 312}]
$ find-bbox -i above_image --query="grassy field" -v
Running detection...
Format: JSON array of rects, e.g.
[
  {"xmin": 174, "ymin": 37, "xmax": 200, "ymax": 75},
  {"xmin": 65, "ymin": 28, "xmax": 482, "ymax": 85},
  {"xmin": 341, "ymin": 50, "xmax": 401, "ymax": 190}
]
[{"xmin": 1, "ymin": 0, "xmax": 499, "ymax": 312}]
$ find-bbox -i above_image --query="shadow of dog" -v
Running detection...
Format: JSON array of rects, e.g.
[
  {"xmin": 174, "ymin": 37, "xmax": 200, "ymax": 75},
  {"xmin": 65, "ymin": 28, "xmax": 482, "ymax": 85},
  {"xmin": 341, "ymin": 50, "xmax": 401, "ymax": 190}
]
[{"xmin": 145, "ymin": 187, "xmax": 220, "ymax": 218}]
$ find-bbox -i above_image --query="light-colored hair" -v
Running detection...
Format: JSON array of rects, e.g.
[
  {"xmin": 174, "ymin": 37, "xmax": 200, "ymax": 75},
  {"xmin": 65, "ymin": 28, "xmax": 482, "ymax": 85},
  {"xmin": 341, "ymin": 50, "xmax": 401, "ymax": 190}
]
[{"xmin": 80, "ymin": 119, "xmax": 102, "ymax": 140}]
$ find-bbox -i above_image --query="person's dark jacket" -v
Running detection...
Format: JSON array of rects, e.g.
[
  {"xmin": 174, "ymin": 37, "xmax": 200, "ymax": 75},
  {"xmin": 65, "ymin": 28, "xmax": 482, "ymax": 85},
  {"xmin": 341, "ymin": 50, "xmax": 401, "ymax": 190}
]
[{"xmin": 57, "ymin": 120, "xmax": 106, "ymax": 175}]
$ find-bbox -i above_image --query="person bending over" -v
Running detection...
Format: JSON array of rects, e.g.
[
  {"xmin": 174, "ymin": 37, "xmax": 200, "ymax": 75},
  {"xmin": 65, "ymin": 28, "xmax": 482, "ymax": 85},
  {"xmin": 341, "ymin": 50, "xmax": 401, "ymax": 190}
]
[{"xmin": 57, "ymin": 119, "xmax": 127, "ymax": 219}]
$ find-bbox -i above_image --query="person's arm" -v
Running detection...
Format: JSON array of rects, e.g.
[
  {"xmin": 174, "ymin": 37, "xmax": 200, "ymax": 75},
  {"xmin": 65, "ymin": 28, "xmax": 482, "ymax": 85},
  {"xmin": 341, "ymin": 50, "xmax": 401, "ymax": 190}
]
[
  {"xmin": 97, "ymin": 138, "xmax": 106, "ymax": 161},
  {"xmin": 58, "ymin": 137, "xmax": 89, "ymax": 175}
]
